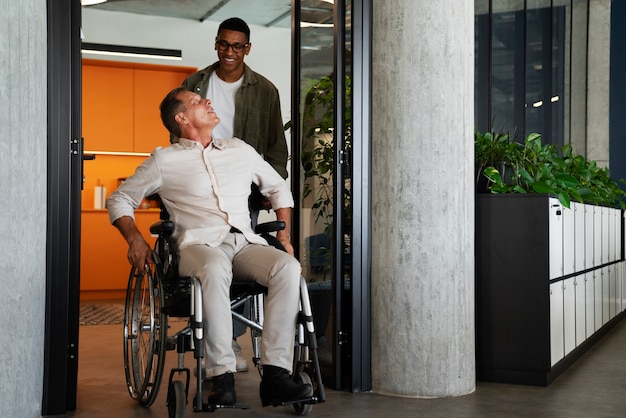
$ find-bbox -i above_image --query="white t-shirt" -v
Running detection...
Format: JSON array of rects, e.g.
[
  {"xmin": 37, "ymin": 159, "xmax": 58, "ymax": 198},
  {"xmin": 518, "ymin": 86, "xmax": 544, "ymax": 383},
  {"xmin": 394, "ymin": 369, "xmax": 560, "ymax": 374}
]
[{"xmin": 207, "ymin": 71, "xmax": 243, "ymax": 140}]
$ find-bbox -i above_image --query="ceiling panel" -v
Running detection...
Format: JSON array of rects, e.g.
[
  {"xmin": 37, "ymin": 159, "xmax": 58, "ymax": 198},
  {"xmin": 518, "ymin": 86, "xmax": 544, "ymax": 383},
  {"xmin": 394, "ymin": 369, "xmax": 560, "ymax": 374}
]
[{"xmin": 88, "ymin": 0, "xmax": 293, "ymax": 27}]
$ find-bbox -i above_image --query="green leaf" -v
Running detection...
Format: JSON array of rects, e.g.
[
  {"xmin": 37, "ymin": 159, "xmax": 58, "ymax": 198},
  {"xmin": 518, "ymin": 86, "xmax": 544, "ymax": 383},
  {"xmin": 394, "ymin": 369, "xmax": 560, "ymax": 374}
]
[
  {"xmin": 554, "ymin": 173, "xmax": 580, "ymax": 187},
  {"xmin": 531, "ymin": 181, "xmax": 556, "ymax": 194},
  {"xmin": 558, "ymin": 192, "xmax": 571, "ymax": 209}
]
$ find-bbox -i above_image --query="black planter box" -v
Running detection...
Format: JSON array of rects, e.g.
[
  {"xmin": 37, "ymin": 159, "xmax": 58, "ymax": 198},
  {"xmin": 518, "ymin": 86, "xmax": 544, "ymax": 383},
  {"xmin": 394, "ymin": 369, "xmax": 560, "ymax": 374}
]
[{"xmin": 475, "ymin": 193, "xmax": 624, "ymax": 386}]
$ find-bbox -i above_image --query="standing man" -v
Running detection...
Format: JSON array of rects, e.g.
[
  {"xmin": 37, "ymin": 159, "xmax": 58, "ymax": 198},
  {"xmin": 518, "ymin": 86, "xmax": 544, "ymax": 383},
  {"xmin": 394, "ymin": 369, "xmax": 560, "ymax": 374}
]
[
  {"xmin": 178, "ymin": 17, "xmax": 288, "ymax": 178},
  {"xmin": 178, "ymin": 17, "xmax": 290, "ymax": 372}
]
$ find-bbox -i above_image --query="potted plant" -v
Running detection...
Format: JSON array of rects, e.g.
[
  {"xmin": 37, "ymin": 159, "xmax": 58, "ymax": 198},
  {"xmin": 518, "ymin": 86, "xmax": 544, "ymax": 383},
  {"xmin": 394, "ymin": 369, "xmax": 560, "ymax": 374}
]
[{"xmin": 475, "ymin": 130, "xmax": 626, "ymax": 209}]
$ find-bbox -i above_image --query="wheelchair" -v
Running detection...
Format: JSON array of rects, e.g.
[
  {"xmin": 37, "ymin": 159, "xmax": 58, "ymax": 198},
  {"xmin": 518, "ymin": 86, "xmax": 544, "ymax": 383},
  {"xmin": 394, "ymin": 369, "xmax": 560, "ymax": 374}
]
[{"xmin": 122, "ymin": 209, "xmax": 326, "ymax": 417}]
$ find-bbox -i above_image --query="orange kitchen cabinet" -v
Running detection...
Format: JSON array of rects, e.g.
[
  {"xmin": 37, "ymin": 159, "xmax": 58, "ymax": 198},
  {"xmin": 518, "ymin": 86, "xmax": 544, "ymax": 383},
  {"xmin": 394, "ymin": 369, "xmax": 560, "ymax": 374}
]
[
  {"xmin": 82, "ymin": 59, "xmax": 196, "ymax": 153},
  {"xmin": 134, "ymin": 68, "xmax": 192, "ymax": 153},
  {"xmin": 80, "ymin": 210, "xmax": 160, "ymax": 300},
  {"xmin": 82, "ymin": 63, "xmax": 135, "ymax": 152}
]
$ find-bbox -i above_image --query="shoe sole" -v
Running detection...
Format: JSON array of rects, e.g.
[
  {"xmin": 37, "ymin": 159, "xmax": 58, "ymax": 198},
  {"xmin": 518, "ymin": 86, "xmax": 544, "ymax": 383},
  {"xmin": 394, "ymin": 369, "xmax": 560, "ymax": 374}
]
[{"xmin": 260, "ymin": 386, "xmax": 313, "ymax": 407}]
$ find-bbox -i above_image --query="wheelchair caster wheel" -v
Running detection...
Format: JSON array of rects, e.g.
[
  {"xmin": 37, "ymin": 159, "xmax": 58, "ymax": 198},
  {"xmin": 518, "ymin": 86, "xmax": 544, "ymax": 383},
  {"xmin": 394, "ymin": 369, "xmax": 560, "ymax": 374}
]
[
  {"xmin": 167, "ymin": 380, "xmax": 186, "ymax": 418},
  {"xmin": 293, "ymin": 371, "xmax": 313, "ymax": 416}
]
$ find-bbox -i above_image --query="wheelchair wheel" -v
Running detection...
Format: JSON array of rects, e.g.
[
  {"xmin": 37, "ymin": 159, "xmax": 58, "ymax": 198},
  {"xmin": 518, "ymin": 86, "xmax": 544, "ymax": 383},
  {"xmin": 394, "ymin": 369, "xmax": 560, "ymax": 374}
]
[
  {"xmin": 167, "ymin": 380, "xmax": 186, "ymax": 418},
  {"xmin": 292, "ymin": 371, "xmax": 313, "ymax": 416},
  {"xmin": 123, "ymin": 263, "xmax": 168, "ymax": 407}
]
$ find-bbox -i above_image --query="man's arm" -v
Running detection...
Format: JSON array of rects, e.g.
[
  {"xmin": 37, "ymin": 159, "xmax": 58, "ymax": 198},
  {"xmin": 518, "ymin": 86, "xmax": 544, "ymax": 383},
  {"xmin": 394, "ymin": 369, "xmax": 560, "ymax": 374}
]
[
  {"xmin": 274, "ymin": 207, "xmax": 294, "ymax": 256},
  {"xmin": 266, "ymin": 93, "xmax": 289, "ymax": 179},
  {"xmin": 113, "ymin": 215, "xmax": 153, "ymax": 273}
]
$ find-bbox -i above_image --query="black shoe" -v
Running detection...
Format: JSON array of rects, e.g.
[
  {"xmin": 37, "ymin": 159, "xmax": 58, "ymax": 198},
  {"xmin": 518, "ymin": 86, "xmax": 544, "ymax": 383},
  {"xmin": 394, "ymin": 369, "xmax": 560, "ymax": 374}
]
[
  {"xmin": 207, "ymin": 372, "xmax": 236, "ymax": 405},
  {"xmin": 259, "ymin": 365, "xmax": 312, "ymax": 407}
]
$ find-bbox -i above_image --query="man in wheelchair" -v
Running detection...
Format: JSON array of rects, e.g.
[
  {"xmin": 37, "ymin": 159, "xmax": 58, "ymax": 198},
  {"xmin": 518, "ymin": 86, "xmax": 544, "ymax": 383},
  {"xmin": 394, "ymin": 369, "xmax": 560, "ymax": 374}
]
[{"xmin": 107, "ymin": 86, "xmax": 312, "ymax": 407}]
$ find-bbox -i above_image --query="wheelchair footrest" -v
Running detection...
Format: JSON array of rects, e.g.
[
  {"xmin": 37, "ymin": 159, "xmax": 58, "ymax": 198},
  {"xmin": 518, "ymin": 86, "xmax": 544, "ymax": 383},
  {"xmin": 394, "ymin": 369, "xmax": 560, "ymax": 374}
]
[
  {"xmin": 266, "ymin": 395, "xmax": 319, "ymax": 407},
  {"xmin": 202, "ymin": 403, "xmax": 250, "ymax": 412}
]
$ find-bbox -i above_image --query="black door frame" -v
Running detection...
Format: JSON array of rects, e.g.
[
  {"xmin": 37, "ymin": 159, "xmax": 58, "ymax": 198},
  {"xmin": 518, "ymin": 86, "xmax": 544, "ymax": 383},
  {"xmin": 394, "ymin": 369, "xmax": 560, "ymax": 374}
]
[
  {"xmin": 42, "ymin": 0, "xmax": 372, "ymax": 412},
  {"xmin": 43, "ymin": 0, "xmax": 82, "ymax": 414},
  {"xmin": 291, "ymin": 0, "xmax": 372, "ymax": 392},
  {"xmin": 348, "ymin": 0, "xmax": 372, "ymax": 393}
]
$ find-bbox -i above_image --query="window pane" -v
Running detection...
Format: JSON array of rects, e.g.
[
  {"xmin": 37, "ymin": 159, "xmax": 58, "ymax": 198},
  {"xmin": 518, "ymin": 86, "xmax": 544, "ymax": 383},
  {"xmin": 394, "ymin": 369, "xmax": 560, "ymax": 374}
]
[
  {"xmin": 525, "ymin": 0, "xmax": 551, "ymax": 140},
  {"xmin": 491, "ymin": 0, "xmax": 525, "ymax": 138}
]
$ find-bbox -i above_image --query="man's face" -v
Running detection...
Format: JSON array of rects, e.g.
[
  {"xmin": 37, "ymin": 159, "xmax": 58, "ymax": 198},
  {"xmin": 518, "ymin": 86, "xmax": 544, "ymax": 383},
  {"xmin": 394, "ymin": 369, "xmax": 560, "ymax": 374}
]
[
  {"xmin": 215, "ymin": 29, "xmax": 250, "ymax": 75},
  {"xmin": 176, "ymin": 91, "xmax": 220, "ymax": 131}
]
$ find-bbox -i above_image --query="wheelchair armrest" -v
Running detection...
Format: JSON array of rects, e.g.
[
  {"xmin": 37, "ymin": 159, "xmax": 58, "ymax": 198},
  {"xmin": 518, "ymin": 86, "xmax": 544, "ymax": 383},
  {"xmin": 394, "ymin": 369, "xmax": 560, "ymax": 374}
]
[
  {"xmin": 149, "ymin": 219, "xmax": 175, "ymax": 236},
  {"xmin": 254, "ymin": 220, "xmax": 285, "ymax": 235}
]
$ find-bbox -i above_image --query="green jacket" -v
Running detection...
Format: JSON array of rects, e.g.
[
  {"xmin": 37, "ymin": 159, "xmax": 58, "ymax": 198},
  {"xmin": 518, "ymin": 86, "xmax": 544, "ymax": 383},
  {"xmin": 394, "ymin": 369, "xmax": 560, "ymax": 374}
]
[{"xmin": 179, "ymin": 62, "xmax": 288, "ymax": 179}]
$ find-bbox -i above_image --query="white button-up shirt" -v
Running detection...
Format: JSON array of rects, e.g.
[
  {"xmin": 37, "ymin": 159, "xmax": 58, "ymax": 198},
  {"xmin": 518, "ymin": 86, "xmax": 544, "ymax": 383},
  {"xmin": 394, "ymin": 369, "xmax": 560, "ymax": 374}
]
[{"xmin": 107, "ymin": 137, "xmax": 294, "ymax": 250}]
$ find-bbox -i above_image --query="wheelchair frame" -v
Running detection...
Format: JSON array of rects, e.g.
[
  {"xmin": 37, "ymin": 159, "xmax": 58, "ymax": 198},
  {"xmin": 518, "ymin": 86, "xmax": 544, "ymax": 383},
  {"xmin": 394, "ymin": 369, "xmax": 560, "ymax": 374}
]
[{"xmin": 122, "ymin": 218, "xmax": 326, "ymax": 417}]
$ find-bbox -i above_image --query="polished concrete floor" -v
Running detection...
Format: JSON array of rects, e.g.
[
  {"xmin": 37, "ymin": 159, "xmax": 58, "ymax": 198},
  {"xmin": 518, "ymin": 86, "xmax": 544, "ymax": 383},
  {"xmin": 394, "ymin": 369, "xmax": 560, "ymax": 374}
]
[{"xmin": 55, "ymin": 313, "xmax": 626, "ymax": 418}]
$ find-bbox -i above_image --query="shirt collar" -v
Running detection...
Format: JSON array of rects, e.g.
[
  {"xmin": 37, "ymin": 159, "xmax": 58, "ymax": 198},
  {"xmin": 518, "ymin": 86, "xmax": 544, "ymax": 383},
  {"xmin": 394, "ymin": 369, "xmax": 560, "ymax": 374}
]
[{"xmin": 177, "ymin": 136, "xmax": 228, "ymax": 150}]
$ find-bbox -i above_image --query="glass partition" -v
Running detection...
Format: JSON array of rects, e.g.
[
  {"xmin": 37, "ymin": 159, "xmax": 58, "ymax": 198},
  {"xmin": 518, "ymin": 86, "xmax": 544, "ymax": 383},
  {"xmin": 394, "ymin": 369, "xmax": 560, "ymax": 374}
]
[
  {"xmin": 294, "ymin": 0, "xmax": 353, "ymax": 389},
  {"xmin": 475, "ymin": 0, "xmax": 587, "ymax": 148}
]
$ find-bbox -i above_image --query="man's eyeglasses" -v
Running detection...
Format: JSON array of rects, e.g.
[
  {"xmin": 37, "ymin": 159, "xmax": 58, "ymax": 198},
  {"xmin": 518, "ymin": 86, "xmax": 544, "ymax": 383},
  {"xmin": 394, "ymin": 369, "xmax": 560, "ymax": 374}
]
[{"xmin": 215, "ymin": 38, "xmax": 249, "ymax": 53}]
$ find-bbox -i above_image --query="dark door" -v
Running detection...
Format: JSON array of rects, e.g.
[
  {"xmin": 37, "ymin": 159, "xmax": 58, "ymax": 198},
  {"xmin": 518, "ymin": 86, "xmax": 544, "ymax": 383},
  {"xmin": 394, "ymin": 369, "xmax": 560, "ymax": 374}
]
[{"xmin": 42, "ymin": 0, "xmax": 83, "ymax": 414}]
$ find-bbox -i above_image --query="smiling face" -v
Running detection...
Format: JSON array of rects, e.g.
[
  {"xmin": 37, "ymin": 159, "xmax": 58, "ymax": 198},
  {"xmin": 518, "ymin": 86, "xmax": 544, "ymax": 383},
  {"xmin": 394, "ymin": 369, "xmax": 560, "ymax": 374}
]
[
  {"xmin": 175, "ymin": 90, "xmax": 220, "ymax": 134},
  {"xmin": 214, "ymin": 28, "xmax": 251, "ymax": 81}
]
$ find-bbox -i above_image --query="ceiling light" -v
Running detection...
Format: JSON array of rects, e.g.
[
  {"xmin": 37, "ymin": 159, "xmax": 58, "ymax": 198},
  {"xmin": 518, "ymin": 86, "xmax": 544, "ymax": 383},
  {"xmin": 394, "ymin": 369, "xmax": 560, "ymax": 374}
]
[
  {"xmin": 81, "ymin": 0, "xmax": 107, "ymax": 6},
  {"xmin": 300, "ymin": 22, "xmax": 334, "ymax": 28},
  {"xmin": 81, "ymin": 43, "xmax": 182, "ymax": 61}
]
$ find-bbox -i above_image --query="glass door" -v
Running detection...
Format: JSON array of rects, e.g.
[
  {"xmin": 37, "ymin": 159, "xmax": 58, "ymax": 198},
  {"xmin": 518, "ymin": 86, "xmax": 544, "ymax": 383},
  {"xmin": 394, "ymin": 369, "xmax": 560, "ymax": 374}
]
[{"xmin": 291, "ymin": 0, "xmax": 357, "ymax": 390}]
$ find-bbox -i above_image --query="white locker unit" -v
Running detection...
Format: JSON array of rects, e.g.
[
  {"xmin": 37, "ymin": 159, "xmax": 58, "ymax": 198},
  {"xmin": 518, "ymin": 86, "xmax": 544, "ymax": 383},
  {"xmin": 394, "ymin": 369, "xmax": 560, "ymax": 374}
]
[
  {"xmin": 602, "ymin": 267, "xmax": 610, "ymax": 325},
  {"xmin": 608, "ymin": 208, "xmax": 616, "ymax": 262},
  {"xmin": 602, "ymin": 207, "xmax": 609, "ymax": 265},
  {"xmin": 585, "ymin": 204, "xmax": 595, "ymax": 269},
  {"xmin": 615, "ymin": 261, "xmax": 626, "ymax": 313},
  {"xmin": 563, "ymin": 205, "xmax": 576, "ymax": 276},
  {"xmin": 563, "ymin": 277, "xmax": 576, "ymax": 355},
  {"xmin": 594, "ymin": 270, "xmax": 603, "ymax": 331},
  {"xmin": 616, "ymin": 208, "xmax": 622, "ymax": 261},
  {"xmin": 550, "ymin": 281, "xmax": 565, "ymax": 366},
  {"xmin": 594, "ymin": 206, "xmax": 602, "ymax": 268},
  {"xmin": 476, "ymin": 195, "xmax": 625, "ymax": 386},
  {"xmin": 549, "ymin": 199, "xmax": 564, "ymax": 280},
  {"xmin": 584, "ymin": 271, "xmax": 595, "ymax": 338},
  {"xmin": 574, "ymin": 274, "xmax": 586, "ymax": 346},
  {"xmin": 574, "ymin": 202, "xmax": 586, "ymax": 273}
]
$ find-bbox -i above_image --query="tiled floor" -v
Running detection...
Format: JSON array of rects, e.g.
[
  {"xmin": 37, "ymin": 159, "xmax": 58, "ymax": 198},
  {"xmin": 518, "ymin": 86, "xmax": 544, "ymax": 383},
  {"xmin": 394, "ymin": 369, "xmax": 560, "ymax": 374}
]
[{"xmin": 54, "ymin": 311, "xmax": 626, "ymax": 418}]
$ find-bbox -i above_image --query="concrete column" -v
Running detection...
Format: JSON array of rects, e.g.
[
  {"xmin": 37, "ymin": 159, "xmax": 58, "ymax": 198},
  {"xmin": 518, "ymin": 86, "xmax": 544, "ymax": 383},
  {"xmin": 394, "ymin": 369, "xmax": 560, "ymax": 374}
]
[
  {"xmin": 587, "ymin": 0, "xmax": 611, "ymax": 168},
  {"xmin": 0, "ymin": 1, "xmax": 47, "ymax": 417},
  {"xmin": 371, "ymin": 0, "xmax": 475, "ymax": 397}
]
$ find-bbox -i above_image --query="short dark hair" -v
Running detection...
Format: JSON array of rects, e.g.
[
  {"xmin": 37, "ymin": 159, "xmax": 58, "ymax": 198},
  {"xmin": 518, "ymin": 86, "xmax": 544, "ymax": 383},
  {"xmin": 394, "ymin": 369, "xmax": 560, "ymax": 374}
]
[
  {"xmin": 218, "ymin": 17, "xmax": 250, "ymax": 42},
  {"xmin": 160, "ymin": 86, "xmax": 187, "ymax": 138}
]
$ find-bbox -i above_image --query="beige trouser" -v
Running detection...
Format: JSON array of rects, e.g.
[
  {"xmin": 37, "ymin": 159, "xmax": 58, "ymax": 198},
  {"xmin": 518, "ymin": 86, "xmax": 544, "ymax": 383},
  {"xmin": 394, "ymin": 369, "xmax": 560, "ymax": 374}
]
[{"xmin": 178, "ymin": 232, "xmax": 301, "ymax": 378}]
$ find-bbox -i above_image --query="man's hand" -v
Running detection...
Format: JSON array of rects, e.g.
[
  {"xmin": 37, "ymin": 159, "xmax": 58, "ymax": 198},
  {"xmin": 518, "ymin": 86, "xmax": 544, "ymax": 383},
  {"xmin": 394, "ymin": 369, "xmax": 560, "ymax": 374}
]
[
  {"xmin": 276, "ymin": 230, "xmax": 294, "ymax": 256},
  {"xmin": 127, "ymin": 237, "xmax": 153, "ymax": 274},
  {"xmin": 273, "ymin": 207, "xmax": 293, "ymax": 256},
  {"xmin": 113, "ymin": 216, "xmax": 153, "ymax": 274}
]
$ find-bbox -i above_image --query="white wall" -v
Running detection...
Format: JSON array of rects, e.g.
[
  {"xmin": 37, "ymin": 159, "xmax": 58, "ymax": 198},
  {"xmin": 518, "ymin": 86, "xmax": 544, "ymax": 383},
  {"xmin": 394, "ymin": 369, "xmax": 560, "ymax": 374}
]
[{"xmin": 81, "ymin": 8, "xmax": 292, "ymax": 125}]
